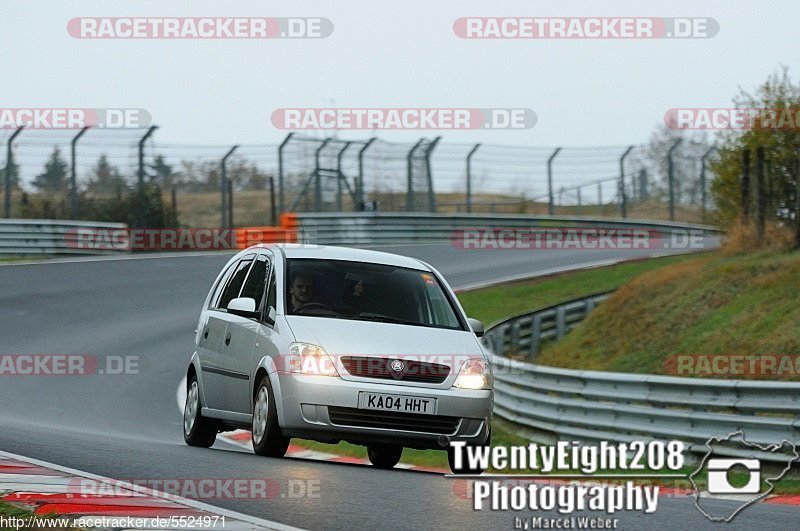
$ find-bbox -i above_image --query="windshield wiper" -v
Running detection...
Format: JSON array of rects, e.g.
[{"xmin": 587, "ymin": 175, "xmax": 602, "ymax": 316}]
[{"xmin": 354, "ymin": 313, "xmax": 420, "ymax": 326}]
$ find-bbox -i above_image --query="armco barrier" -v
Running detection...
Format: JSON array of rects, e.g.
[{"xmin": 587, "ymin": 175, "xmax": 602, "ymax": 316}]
[
  {"xmin": 292, "ymin": 212, "xmax": 719, "ymax": 245},
  {"xmin": 0, "ymin": 219, "xmax": 129, "ymax": 256},
  {"xmin": 484, "ymin": 294, "xmax": 800, "ymax": 461},
  {"xmin": 483, "ymin": 291, "xmax": 613, "ymax": 360}
]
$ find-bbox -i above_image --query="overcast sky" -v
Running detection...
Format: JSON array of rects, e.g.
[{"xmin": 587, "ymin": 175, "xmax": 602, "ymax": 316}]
[{"xmin": 2, "ymin": 0, "xmax": 798, "ymax": 147}]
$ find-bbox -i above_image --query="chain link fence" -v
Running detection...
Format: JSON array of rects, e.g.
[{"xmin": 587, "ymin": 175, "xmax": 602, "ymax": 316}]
[{"xmin": 1, "ymin": 129, "xmax": 717, "ymax": 227}]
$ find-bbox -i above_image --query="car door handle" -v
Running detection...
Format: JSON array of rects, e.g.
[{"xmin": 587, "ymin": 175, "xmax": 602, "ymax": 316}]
[
  {"xmin": 224, "ymin": 332, "xmax": 232, "ymax": 346},
  {"xmin": 203, "ymin": 326, "xmax": 209, "ymax": 340}
]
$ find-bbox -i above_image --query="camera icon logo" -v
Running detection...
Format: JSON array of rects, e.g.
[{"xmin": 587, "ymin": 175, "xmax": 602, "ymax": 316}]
[{"xmin": 706, "ymin": 458, "xmax": 761, "ymax": 494}]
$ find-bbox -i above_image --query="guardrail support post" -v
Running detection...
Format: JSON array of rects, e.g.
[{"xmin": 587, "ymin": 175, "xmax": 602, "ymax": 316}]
[
  {"xmin": 70, "ymin": 126, "xmax": 90, "ymax": 220},
  {"xmin": 547, "ymin": 147, "xmax": 562, "ymax": 216},
  {"xmin": 356, "ymin": 138, "xmax": 376, "ymax": 211},
  {"xmin": 619, "ymin": 146, "xmax": 634, "ymax": 218},
  {"xmin": 277, "ymin": 133, "xmax": 293, "ymax": 215},
  {"xmin": 466, "ymin": 143, "xmax": 481, "ymax": 214},
  {"xmin": 136, "ymin": 125, "xmax": 158, "ymax": 228},
  {"xmin": 4, "ymin": 126, "xmax": 24, "ymax": 218},
  {"xmin": 221, "ymin": 145, "xmax": 239, "ymax": 230},
  {"xmin": 406, "ymin": 139, "xmax": 425, "ymax": 212},
  {"xmin": 666, "ymin": 139, "xmax": 682, "ymax": 221}
]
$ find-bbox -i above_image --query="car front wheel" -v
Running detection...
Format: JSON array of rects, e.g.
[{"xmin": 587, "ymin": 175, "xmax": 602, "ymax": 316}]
[{"xmin": 252, "ymin": 376, "xmax": 290, "ymax": 457}]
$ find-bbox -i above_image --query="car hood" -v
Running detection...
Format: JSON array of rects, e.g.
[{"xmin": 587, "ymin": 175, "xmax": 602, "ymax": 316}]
[{"xmin": 285, "ymin": 315, "xmax": 484, "ymax": 370}]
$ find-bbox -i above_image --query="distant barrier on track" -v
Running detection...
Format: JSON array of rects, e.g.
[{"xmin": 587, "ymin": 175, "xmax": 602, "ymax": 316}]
[
  {"xmin": 292, "ymin": 212, "xmax": 719, "ymax": 245},
  {"xmin": 484, "ymin": 294, "xmax": 800, "ymax": 461},
  {"xmin": 0, "ymin": 219, "xmax": 129, "ymax": 256}
]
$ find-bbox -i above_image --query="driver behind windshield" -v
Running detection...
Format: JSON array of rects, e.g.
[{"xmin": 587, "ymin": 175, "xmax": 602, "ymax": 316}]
[{"xmin": 289, "ymin": 273, "xmax": 314, "ymax": 312}]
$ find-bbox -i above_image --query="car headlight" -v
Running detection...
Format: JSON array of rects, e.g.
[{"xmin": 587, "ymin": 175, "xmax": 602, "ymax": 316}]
[
  {"xmin": 288, "ymin": 342, "xmax": 339, "ymax": 377},
  {"xmin": 453, "ymin": 358, "xmax": 491, "ymax": 390}
]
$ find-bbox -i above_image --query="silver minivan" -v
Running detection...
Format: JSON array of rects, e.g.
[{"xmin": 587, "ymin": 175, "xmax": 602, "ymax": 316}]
[{"xmin": 183, "ymin": 244, "xmax": 492, "ymax": 473}]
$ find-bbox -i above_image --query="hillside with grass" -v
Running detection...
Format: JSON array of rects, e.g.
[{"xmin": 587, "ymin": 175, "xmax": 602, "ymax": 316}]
[{"xmin": 536, "ymin": 250, "xmax": 800, "ymax": 376}]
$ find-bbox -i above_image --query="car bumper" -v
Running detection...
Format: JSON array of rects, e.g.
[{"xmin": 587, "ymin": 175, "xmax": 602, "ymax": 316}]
[{"xmin": 277, "ymin": 373, "xmax": 493, "ymax": 449}]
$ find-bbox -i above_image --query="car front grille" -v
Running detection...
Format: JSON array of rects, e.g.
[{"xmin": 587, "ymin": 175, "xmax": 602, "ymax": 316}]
[
  {"xmin": 327, "ymin": 406, "xmax": 461, "ymax": 435},
  {"xmin": 340, "ymin": 356, "xmax": 451, "ymax": 384}
]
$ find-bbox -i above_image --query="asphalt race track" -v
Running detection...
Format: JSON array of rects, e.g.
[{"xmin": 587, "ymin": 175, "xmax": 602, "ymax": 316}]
[{"xmin": 3, "ymin": 240, "xmax": 798, "ymax": 530}]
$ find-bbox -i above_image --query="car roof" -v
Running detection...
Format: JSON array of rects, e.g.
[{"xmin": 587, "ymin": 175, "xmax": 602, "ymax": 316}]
[{"xmin": 245, "ymin": 243, "xmax": 431, "ymax": 271}]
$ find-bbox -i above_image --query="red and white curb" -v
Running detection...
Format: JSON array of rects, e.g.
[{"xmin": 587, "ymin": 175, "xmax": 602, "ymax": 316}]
[
  {"xmin": 219, "ymin": 431, "xmax": 448, "ymax": 474},
  {"xmin": 0, "ymin": 450, "xmax": 301, "ymax": 530},
  {"xmin": 220, "ymin": 433, "xmax": 800, "ymax": 507}
]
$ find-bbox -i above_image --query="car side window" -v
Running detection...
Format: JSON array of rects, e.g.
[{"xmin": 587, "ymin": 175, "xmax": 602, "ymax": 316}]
[
  {"xmin": 240, "ymin": 255, "xmax": 269, "ymax": 310},
  {"xmin": 216, "ymin": 256, "xmax": 254, "ymax": 310},
  {"xmin": 265, "ymin": 268, "xmax": 277, "ymax": 316},
  {"xmin": 207, "ymin": 262, "xmax": 236, "ymax": 309}
]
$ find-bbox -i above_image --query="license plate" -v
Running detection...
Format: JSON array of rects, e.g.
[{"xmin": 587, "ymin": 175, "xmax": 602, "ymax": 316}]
[{"xmin": 358, "ymin": 392, "xmax": 436, "ymax": 415}]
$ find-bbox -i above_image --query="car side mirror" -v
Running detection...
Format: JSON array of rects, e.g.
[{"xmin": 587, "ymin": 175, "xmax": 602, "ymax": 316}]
[
  {"xmin": 265, "ymin": 306, "xmax": 277, "ymax": 325},
  {"xmin": 467, "ymin": 317, "xmax": 484, "ymax": 338},
  {"xmin": 227, "ymin": 297, "xmax": 258, "ymax": 319}
]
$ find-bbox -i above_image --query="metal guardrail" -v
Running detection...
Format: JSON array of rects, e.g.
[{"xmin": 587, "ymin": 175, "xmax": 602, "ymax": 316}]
[
  {"xmin": 293, "ymin": 212, "xmax": 719, "ymax": 245},
  {"xmin": 483, "ymin": 291, "xmax": 613, "ymax": 360},
  {"xmin": 483, "ymin": 294, "xmax": 800, "ymax": 461},
  {"xmin": 0, "ymin": 219, "xmax": 129, "ymax": 256}
]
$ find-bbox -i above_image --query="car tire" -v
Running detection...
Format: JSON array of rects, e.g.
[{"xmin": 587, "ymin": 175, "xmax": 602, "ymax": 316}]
[
  {"xmin": 183, "ymin": 374, "xmax": 217, "ymax": 448},
  {"xmin": 367, "ymin": 444, "xmax": 403, "ymax": 469},
  {"xmin": 447, "ymin": 430, "xmax": 491, "ymax": 475},
  {"xmin": 252, "ymin": 376, "xmax": 290, "ymax": 457}
]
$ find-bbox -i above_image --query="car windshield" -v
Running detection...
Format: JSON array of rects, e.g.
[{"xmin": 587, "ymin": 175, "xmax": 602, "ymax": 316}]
[{"xmin": 285, "ymin": 258, "xmax": 465, "ymax": 331}]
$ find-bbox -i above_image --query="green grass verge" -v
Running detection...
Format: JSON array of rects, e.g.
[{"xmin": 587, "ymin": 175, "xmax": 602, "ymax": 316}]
[
  {"xmin": 457, "ymin": 253, "xmax": 701, "ymax": 325},
  {"xmin": 537, "ymin": 250, "xmax": 800, "ymax": 376}
]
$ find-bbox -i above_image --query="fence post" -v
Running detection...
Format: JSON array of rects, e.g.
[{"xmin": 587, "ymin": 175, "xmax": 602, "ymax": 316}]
[
  {"xmin": 269, "ymin": 176, "xmax": 277, "ymax": 225},
  {"xmin": 70, "ymin": 126, "xmax": 90, "ymax": 219},
  {"xmin": 577, "ymin": 187, "xmax": 582, "ymax": 215},
  {"xmin": 425, "ymin": 137, "xmax": 441, "ymax": 213},
  {"xmin": 466, "ymin": 143, "xmax": 481, "ymax": 214},
  {"xmin": 406, "ymin": 139, "xmax": 425, "ymax": 212},
  {"xmin": 741, "ymin": 149, "xmax": 751, "ymax": 222},
  {"xmin": 666, "ymin": 139, "xmax": 682, "ymax": 221},
  {"xmin": 619, "ymin": 146, "xmax": 634, "ymax": 218},
  {"xmin": 220, "ymin": 145, "xmax": 239, "ymax": 230},
  {"xmin": 597, "ymin": 182, "xmax": 603, "ymax": 214},
  {"xmin": 4, "ymin": 126, "xmax": 24, "ymax": 218},
  {"xmin": 314, "ymin": 139, "xmax": 331, "ymax": 212},
  {"xmin": 171, "ymin": 188, "xmax": 177, "ymax": 218},
  {"xmin": 135, "ymin": 125, "xmax": 158, "ymax": 228},
  {"xmin": 228, "ymin": 180, "xmax": 234, "ymax": 229},
  {"xmin": 356, "ymin": 137, "xmax": 376, "ymax": 210},
  {"xmin": 547, "ymin": 147, "xmax": 562, "ymax": 215},
  {"xmin": 334, "ymin": 142, "xmax": 352, "ymax": 212},
  {"xmin": 639, "ymin": 168, "xmax": 648, "ymax": 200},
  {"xmin": 755, "ymin": 146, "xmax": 766, "ymax": 240},
  {"xmin": 700, "ymin": 147, "xmax": 716, "ymax": 217},
  {"xmin": 277, "ymin": 132, "xmax": 293, "ymax": 215}
]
